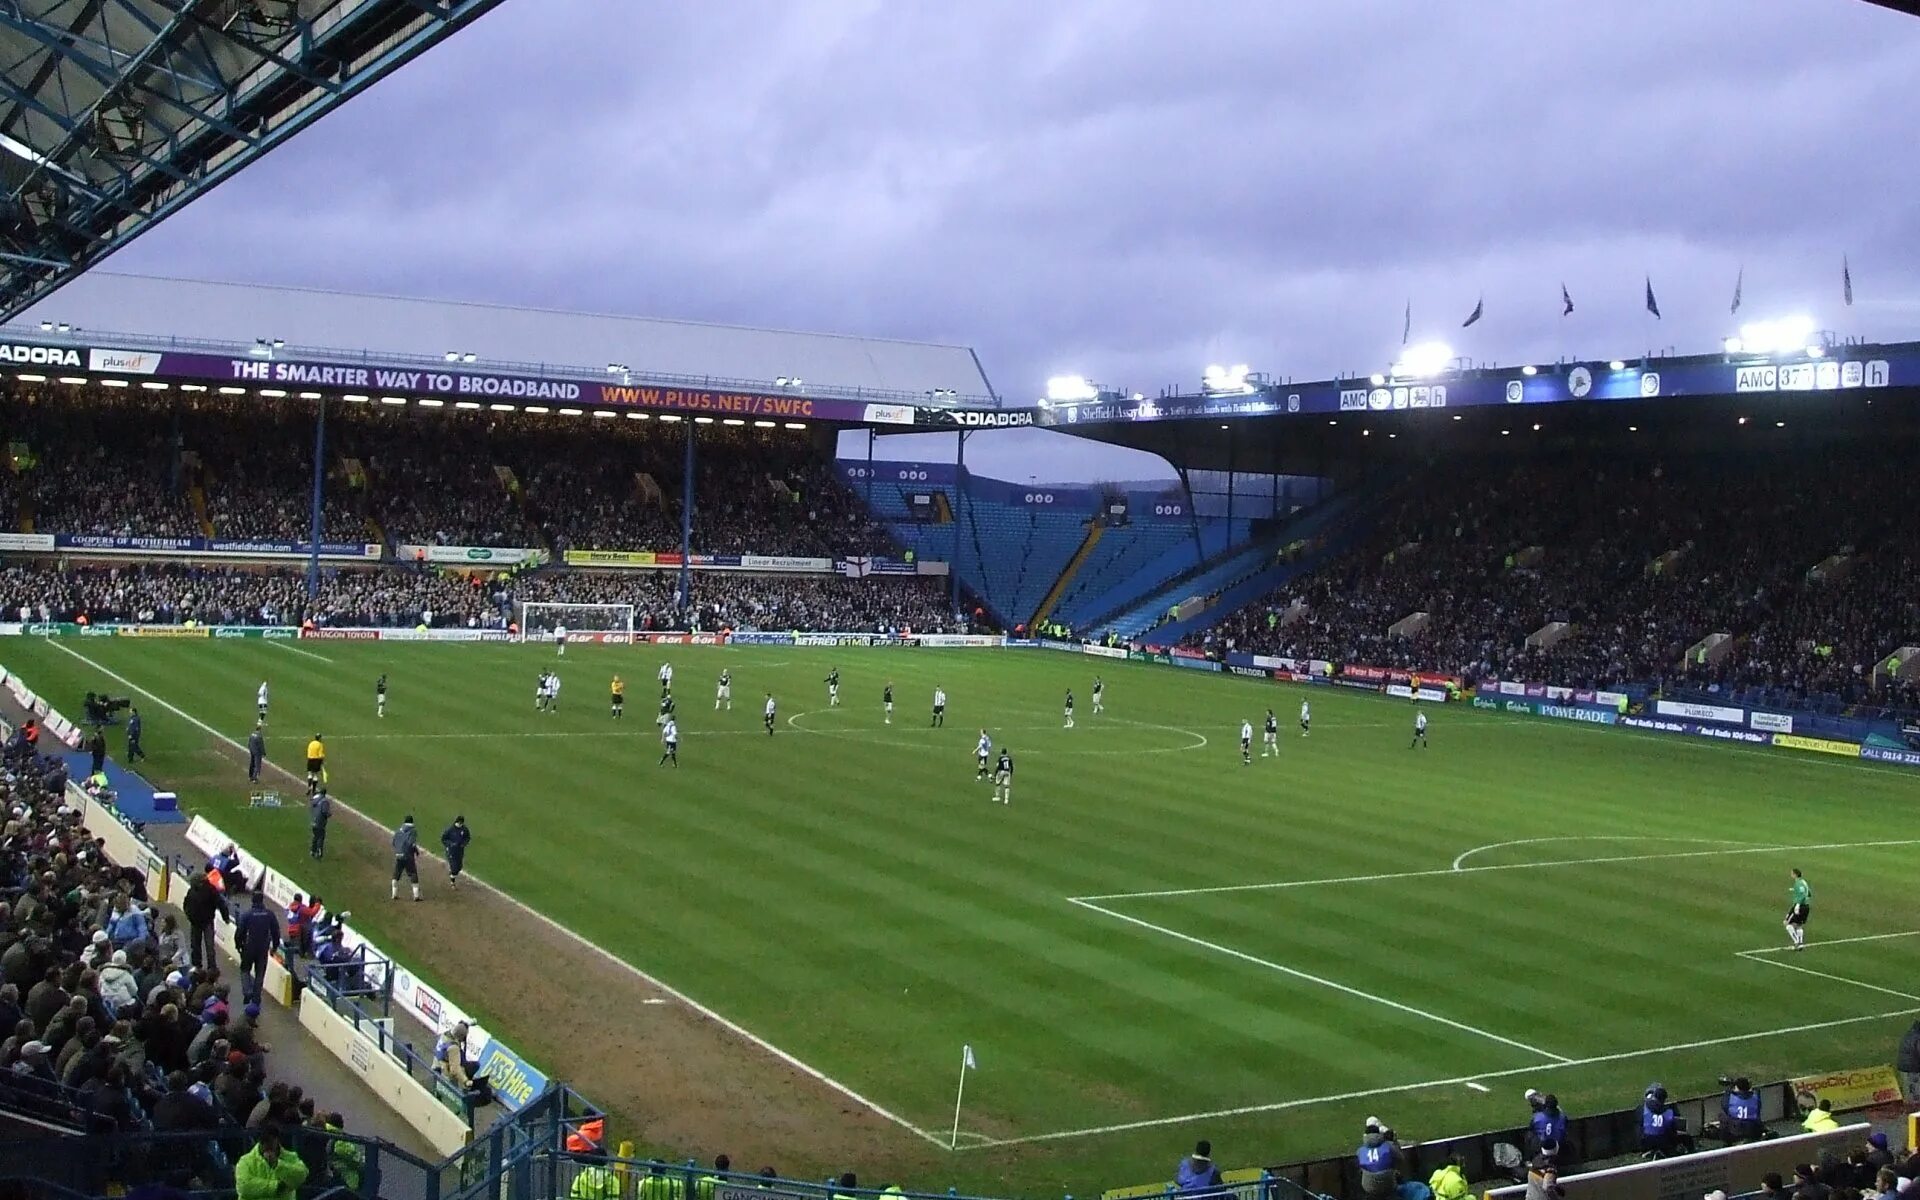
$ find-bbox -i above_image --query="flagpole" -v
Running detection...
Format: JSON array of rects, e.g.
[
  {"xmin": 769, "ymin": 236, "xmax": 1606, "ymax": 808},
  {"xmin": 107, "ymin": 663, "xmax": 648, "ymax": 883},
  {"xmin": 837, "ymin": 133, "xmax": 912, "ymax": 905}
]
[{"xmin": 949, "ymin": 1047, "xmax": 970, "ymax": 1150}]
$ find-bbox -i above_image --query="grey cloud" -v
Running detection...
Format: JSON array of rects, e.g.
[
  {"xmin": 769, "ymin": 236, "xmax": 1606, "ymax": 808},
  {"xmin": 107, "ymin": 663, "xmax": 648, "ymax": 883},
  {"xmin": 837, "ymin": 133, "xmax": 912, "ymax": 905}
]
[{"xmin": 106, "ymin": 0, "xmax": 1920, "ymax": 414}]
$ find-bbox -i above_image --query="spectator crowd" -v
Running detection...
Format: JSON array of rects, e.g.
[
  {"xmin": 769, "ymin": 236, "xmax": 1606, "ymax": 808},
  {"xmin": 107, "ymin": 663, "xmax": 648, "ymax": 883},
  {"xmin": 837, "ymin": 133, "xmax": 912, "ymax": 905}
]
[
  {"xmin": 0, "ymin": 723, "xmax": 366, "ymax": 1192},
  {"xmin": 0, "ymin": 562, "xmax": 966, "ymax": 635},
  {"xmin": 1186, "ymin": 450, "xmax": 1920, "ymax": 714},
  {"xmin": 0, "ymin": 386, "xmax": 897, "ymax": 560}
]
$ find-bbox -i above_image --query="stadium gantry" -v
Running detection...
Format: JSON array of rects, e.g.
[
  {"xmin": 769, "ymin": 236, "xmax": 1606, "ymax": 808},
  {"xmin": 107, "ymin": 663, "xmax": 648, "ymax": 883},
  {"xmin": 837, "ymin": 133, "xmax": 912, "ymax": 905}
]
[{"xmin": 0, "ymin": 0, "xmax": 507, "ymax": 321}]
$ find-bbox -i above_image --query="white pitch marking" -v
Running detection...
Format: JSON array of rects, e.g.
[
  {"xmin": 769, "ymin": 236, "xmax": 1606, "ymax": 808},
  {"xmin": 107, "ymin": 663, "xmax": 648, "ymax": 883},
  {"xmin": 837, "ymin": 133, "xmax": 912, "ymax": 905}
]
[
  {"xmin": 1735, "ymin": 948, "xmax": 1920, "ymax": 1004},
  {"xmin": 1464, "ymin": 1082, "xmax": 1491, "ymax": 1093},
  {"xmin": 263, "ymin": 640, "xmax": 334, "ymax": 664},
  {"xmin": 1450, "ymin": 836, "xmax": 1764, "ymax": 872},
  {"xmin": 1739, "ymin": 930, "xmax": 1920, "ymax": 954},
  {"xmin": 39, "ymin": 640, "xmax": 950, "ymax": 1150},
  {"xmin": 957, "ymin": 1005, "xmax": 1920, "ymax": 1150},
  {"xmin": 1069, "ymin": 896, "xmax": 1573, "ymax": 1063},
  {"xmin": 1082, "ymin": 839, "xmax": 1920, "ymax": 903}
]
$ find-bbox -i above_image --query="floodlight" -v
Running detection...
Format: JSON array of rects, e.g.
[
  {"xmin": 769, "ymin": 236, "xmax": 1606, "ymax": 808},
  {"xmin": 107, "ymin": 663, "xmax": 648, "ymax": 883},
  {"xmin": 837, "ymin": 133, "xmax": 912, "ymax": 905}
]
[
  {"xmin": 1368, "ymin": 374, "xmax": 1386, "ymax": 386},
  {"xmin": 1044, "ymin": 375, "xmax": 1098, "ymax": 403},
  {"xmin": 37, "ymin": 321, "xmax": 51, "ymax": 331},
  {"xmin": 1392, "ymin": 340, "xmax": 1454, "ymax": 379},
  {"xmin": 444, "ymin": 351, "xmax": 459, "ymax": 362},
  {"xmin": 1608, "ymin": 360, "xmax": 1626, "ymax": 371},
  {"xmin": 1735, "ymin": 316, "xmax": 1817, "ymax": 355},
  {"xmin": 1723, "ymin": 337, "xmax": 1744, "ymax": 354},
  {"xmin": 1521, "ymin": 365, "xmax": 1538, "ymax": 376},
  {"xmin": 461, "ymin": 353, "xmax": 477, "ymax": 364},
  {"xmin": 1201, "ymin": 364, "xmax": 1255, "ymax": 395},
  {"xmin": 1807, "ymin": 344, "xmax": 1825, "ymax": 358}
]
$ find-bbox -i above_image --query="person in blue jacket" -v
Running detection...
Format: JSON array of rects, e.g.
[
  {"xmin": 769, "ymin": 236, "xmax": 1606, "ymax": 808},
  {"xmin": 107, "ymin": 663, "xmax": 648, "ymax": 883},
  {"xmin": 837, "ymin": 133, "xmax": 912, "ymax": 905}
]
[
  {"xmin": 1719, "ymin": 1076, "xmax": 1764, "ymax": 1144},
  {"xmin": 1526, "ymin": 1090, "xmax": 1569, "ymax": 1163},
  {"xmin": 1358, "ymin": 1119, "xmax": 1404, "ymax": 1198},
  {"xmin": 1639, "ymin": 1084, "xmax": 1694, "ymax": 1158},
  {"xmin": 1175, "ymin": 1139, "xmax": 1224, "ymax": 1194}
]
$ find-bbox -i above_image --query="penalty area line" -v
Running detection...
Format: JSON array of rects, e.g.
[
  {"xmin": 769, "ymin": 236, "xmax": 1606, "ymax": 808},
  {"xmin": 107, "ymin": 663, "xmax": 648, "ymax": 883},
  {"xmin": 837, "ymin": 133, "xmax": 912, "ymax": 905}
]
[
  {"xmin": 1083, "ymin": 838, "xmax": 1920, "ymax": 902},
  {"xmin": 264, "ymin": 639, "xmax": 334, "ymax": 664},
  {"xmin": 958, "ymin": 1005, "xmax": 1920, "ymax": 1150},
  {"xmin": 1068, "ymin": 897, "xmax": 1573, "ymax": 1063},
  {"xmin": 39, "ymin": 640, "xmax": 951, "ymax": 1151}
]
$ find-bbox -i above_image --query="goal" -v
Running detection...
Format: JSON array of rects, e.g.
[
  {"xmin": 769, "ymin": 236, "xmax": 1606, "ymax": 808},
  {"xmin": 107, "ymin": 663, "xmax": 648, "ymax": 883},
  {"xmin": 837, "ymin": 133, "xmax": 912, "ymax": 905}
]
[{"xmin": 516, "ymin": 602, "xmax": 636, "ymax": 644}]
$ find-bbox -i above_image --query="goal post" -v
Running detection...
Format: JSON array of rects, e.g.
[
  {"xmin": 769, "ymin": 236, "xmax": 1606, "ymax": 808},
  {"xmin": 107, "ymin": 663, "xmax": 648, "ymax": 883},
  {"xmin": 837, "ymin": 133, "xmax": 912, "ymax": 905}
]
[{"xmin": 516, "ymin": 602, "xmax": 637, "ymax": 643}]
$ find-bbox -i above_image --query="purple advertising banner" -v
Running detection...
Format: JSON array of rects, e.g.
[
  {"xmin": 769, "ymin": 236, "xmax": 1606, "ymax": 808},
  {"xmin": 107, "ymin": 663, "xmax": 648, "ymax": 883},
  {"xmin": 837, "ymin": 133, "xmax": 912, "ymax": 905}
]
[{"xmin": 73, "ymin": 345, "xmax": 956, "ymax": 426}]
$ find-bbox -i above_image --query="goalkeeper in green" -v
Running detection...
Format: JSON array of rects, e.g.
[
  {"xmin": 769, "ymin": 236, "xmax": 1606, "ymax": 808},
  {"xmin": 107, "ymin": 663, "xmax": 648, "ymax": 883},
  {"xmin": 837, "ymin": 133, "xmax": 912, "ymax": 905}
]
[{"xmin": 1784, "ymin": 868, "xmax": 1812, "ymax": 950}]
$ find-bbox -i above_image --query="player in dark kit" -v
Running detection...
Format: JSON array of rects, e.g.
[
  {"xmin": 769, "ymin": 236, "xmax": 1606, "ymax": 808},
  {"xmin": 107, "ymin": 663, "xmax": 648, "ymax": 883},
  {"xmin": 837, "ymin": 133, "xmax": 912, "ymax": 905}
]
[
  {"xmin": 824, "ymin": 668, "xmax": 841, "ymax": 707},
  {"xmin": 1063, "ymin": 689, "xmax": 1075, "ymax": 729},
  {"xmin": 440, "ymin": 816, "xmax": 470, "ymax": 889},
  {"xmin": 991, "ymin": 748, "xmax": 1014, "ymax": 804},
  {"xmin": 375, "ymin": 673, "xmax": 388, "ymax": 719},
  {"xmin": 391, "ymin": 816, "xmax": 421, "ymax": 902},
  {"xmin": 883, "ymin": 682, "xmax": 894, "ymax": 725},
  {"xmin": 657, "ymin": 692, "xmax": 675, "ymax": 727}
]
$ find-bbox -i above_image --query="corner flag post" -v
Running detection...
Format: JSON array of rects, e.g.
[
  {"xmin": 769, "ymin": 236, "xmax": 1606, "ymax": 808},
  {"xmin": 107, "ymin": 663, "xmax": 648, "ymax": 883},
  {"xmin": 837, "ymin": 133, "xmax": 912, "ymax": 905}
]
[{"xmin": 949, "ymin": 1044, "xmax": 976, "ymax": 1150}]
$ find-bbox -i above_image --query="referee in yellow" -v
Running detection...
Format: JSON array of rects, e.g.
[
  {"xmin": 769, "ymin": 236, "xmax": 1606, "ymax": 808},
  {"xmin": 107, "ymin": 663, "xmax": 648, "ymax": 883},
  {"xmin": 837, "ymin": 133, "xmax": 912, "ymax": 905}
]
[
  {"xmin": 305, "ymin": 733, "xmax": 327, "ymax": 797},
  {"xmin": 610, "ymin": 675, "xmax": 625, "ymax": 719}
]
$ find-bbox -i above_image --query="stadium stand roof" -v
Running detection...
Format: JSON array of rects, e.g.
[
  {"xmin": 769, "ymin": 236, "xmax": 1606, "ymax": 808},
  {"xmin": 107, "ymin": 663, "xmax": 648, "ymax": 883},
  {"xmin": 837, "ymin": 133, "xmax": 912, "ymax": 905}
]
[
  {"xmin": 16, "ymin": 271, "xmax": 1000, "ymax": 402},
  {"xmin": 0, "ymin": 0, "xmax": 505, "ymax": 321}
]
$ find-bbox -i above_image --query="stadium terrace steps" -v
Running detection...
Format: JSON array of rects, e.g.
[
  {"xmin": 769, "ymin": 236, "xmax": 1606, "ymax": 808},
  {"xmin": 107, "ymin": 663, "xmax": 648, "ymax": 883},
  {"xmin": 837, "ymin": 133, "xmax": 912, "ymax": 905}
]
[
  {"xmin": 1059, "ymin": 519, "xmax": 1243, "ymax": 633},
  {"xmin": 1144, "ymin": 518, "xmax": 1377, "ymax": 645},
  {"xmin": 1028, "ymin": 521, "xmax": 1103, "ymax": 630},
  {"xmin": 1112, "ymin": 486, "xmax": 1377, "ymax": 643},
  {"xmin": 187, "ymin": 482, "xmax": 214, "ymax": 537}
]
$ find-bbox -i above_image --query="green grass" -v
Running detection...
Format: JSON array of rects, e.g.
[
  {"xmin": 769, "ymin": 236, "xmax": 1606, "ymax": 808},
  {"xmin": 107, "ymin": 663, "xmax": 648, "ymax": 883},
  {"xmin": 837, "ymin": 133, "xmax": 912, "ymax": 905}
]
[{"xmin": 6, "ymin": 636, "xmax": 1918, "ymax": 1196}]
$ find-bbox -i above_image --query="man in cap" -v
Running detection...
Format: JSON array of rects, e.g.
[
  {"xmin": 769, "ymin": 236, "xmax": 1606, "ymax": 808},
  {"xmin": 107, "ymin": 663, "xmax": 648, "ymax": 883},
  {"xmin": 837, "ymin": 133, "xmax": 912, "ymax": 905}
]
[
  {"xmin": 13, "ymin": 1039, "xmax": 55, "ymax": 1083},
  {"xmin": 440, "ymin": 816, "xmax": 471, "ymax": 889}
]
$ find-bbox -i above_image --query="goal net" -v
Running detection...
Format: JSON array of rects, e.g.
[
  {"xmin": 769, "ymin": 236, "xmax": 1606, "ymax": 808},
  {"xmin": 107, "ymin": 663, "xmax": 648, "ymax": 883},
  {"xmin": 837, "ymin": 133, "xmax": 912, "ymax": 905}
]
[{"xmin": 516, "ymin": 602, "xmax": 636, "ymax": 643}]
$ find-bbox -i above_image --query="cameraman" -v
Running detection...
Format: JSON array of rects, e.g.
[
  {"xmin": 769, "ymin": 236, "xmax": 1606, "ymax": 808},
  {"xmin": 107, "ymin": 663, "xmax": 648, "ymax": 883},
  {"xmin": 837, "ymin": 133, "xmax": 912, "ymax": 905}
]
[
  {"xmin": 1639, "ymin": 1084, "xmax": 1694, "ymax": 1158},
  {"xmin": 1356, "ymin": 1118, "xmax": 1404, "ymax": 1199},
  {"xmin": 1719, "ymin": 1076, "xmax": 1764, "ymax": 1144},
  {"xmin": 1526, "ymin": 1090, "xmax": 1570, "ymax": 1165}
]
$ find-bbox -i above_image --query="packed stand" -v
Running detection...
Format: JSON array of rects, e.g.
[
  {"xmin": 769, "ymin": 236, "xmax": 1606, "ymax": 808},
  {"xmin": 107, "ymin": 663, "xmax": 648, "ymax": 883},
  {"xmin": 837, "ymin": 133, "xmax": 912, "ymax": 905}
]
[
  {"xmin": 508, "ymin": 568, "xmax": 966, "ymax": 633},
  {"xmin": 183, "ymin": 404, "xmax": 366, "ymax": 544},
  {"xmin": 512, "ymin": 421, "xmax": 896, "ymax": 559},
  {"xmin": 341, "ymin": 410, "xmax": 543, "ymax": 549},
  {"xmin": 0, "ymin": 727, "xmax": 368, "ymax": 1192},
  {"xmin": 1189, "ymin": 451, "xmax": 1920, "ymax": 710},
  {"xmin": 0, "ymin": 561, "xmax": 965, "ymax": 633},
  {"xmin": 0, "ymin": 389, "xmax": 198, "ymax": 538}
]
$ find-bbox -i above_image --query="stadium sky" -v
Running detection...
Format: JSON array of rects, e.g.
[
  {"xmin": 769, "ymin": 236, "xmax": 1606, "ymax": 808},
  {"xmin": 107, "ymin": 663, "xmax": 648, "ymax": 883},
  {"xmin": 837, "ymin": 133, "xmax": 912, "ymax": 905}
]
[{"xmin": 100, "ymin": 0, "xmax": 1920, "ymax": 482}]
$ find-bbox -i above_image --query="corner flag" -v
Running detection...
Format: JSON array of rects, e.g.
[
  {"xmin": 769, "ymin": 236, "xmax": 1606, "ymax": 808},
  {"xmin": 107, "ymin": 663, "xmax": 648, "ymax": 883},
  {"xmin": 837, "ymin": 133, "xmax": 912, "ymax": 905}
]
[{"xmin": 963, "ymin": 1044, "xmax": 976, "ymax": 1070}]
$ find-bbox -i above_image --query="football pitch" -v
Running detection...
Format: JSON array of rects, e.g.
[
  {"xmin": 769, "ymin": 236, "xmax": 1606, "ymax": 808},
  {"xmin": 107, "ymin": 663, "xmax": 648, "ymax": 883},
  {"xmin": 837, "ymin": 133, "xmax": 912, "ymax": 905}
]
[{"xmin": 7, "ymin": 636, "xmax": 1919, "ymax": 1195}]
